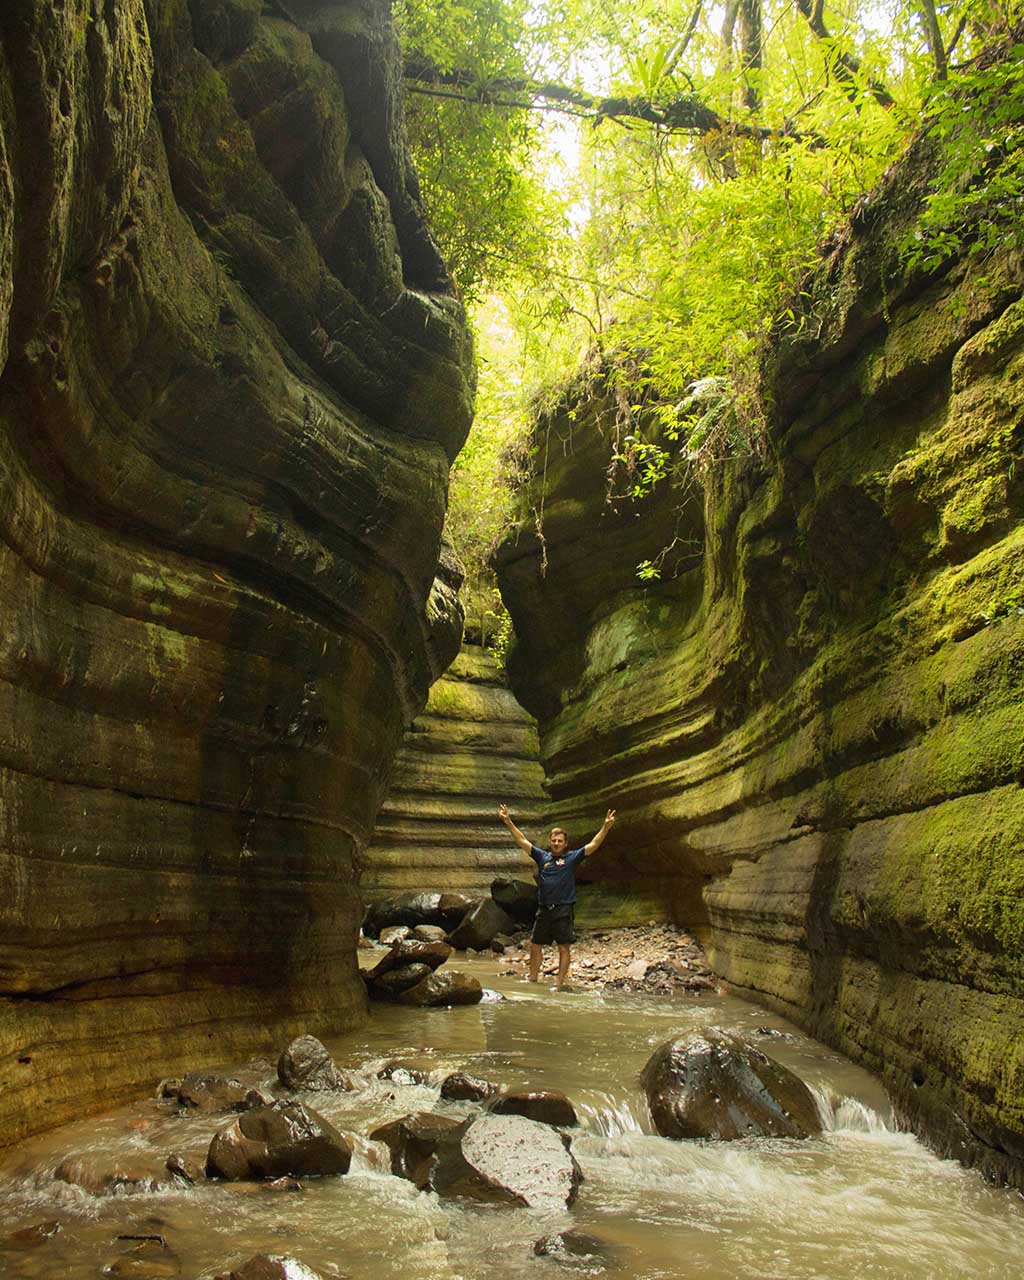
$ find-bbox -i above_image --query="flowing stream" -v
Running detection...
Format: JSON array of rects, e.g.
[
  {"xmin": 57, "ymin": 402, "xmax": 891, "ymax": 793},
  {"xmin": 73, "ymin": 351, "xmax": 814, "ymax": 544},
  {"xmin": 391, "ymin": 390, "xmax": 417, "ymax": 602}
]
[{"xmin": 2, "ymin": 954, "xmax": 1022, "ymax": 1278}]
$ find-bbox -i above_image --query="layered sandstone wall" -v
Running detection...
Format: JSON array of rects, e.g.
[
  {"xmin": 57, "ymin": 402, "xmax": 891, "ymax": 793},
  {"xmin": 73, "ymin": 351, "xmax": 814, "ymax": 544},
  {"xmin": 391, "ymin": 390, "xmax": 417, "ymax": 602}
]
[
  {"xmin": 497, "ymin": 139, "xmax": 1024, "ymax": 1185},
  {"xmin": 0, "ymin": 0, "xmax": 472, "ymax": 1144},
  {"xmin": 364, "ymin": 642, "xmax": 544, "ymax": 895}
]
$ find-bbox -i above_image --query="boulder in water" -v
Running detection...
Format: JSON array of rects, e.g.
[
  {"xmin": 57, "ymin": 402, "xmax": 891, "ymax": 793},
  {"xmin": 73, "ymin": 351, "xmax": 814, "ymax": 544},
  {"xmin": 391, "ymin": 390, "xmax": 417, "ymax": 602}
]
[
  {"xmin": 640, "ymin": 1029, "xmax": 822, "ymax": 1140},
  {"xmin": 0, "ymin": 1220, "xmax": 61, "ymax": 1250},
  {"xmin": 429, "ymin": 1113, "xmax": 582, "ymax": 1208},
  {"xmin": 206, "ymin": 1103, "xmax": 352, "ymax": 1180},
  {"xmin": 447, "ymin": 900, "xmax": 516, "ymax": 951},
  {"xmin": 367, "ymin": 962, "xmax": 433, "ymax": 1000},
  {"xmin": 533, "ymin": 1230, "xmax": 617, "ymax": 1266},
  {"xmin": 164, "ymin": 1073, "xmax": 254, "ymax": 1113},
  {"xmin": 370, "ymin": 1112, "xmax": 464, "ymax": 1188},
  {"xmin": 214, "ymin": 1257, "xmax": 325, "ymax": 1280},
  {"xmin": 277, "ymin": 1036, "xmax": 352, "ymax": 1092},
  {"xmin": 364, "ymin": 893, "xmax": 446, "ymax": 936},
  {"xmin": 54, "ymin": 1152, "xmax": 170, "ymax": 1195},
  {"xmin": 369, "ymin": 938, "xmax": 453, "ymax": 978},
  {"xmin": 376, "ymin": 1060, "xmax": 431, "ymax": 1085},
  {"xmin": 490, "ymin": 878, "xmax": 538, "ymax": 925},
  {"xmin": 379, "ymin": 925, "xmax": 412, "ymax": 945},
  {"xmin": 165, "ymin": 1153, "xmax": 204, "ymax": 1185},
  {"xmin": 396, "ymin": 971, "xmax": 483, "ymax": 1007},
  {"xmin": 412, "ymin": 925, "xmax": 448, "ymax": 943},
  {"xmin": 438, "ymin": 893, "xmax": 477, "ymax": 929},
  {"xmin": 440, "ymin": 1072, "xmax": 499, "ymax": 1102},
  {"xmin": 490, "ymin": 1089, "xmax": 578, "ymax": 1127},
  {"xmin": 102, "ymin": 1236, "xmax": 180, "ymax": 1278}
]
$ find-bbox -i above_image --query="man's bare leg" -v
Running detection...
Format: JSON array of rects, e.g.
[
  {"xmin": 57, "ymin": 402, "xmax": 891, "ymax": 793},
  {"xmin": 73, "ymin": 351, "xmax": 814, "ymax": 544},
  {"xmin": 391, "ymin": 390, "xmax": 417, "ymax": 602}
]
[
  {"xmin": 556, "ymin": 944, "xmax": 571, "ymax": 989},
  {"xmin": 529, "ymin": 943, "xmax": 543, "ymax": 982}
]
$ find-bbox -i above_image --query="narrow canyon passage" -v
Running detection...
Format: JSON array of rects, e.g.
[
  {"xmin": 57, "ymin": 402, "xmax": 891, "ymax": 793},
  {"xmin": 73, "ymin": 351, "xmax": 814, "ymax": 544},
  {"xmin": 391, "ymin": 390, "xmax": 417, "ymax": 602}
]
[
  {"xmin": 2, "ymin": 954, "xmax": 1022, "ymax": 1280},
  {"xmin": 2, "ymin": 1, "xmax": 1023, "ymax": 1266}
]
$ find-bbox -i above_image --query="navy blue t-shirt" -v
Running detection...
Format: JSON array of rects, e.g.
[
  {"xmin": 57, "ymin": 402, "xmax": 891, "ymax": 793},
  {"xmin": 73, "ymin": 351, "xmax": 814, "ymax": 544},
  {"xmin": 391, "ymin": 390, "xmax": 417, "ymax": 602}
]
[{"xmin": 530, "ymin": 844, "xmax": 586, "ymax": 905}]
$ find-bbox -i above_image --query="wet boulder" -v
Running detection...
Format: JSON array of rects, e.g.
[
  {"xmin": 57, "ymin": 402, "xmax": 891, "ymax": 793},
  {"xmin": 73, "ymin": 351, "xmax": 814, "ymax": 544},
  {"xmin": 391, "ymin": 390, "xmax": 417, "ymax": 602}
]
[
  {"xmin": 376, "ymin": 1060, "xmax": 431, "ymax": 1085},
  {"xmin": 54, "ymin": 1152, "xmax": 170, "ymax": 1195},
  {"xmin": 165, "ymin": 1153, "xmax": 204, "ymax": 1185},
  {"xmin": 214, "ymin": 1257, "xmax": 325, "ymax": 1280},
  {"xmin": 370, "ymin": 1112, "xmax": 464, "ymax": 1188},
  {"xmin": 379, "ymin": 925, "xmax": 412, "ymax": 946},
  {"xmin": 438, "ymin": 892, "xmax": 477, "ymax": 929},
  {"xmin": 490, "ymin": 877, "xmax": 538, "ymax": 925},
  {"xmin": 364, "ymin": 893, "xmax": 445, "ymax": 937},
  {"xmin": 164, "ymin": 1073, "xmax": 254, "ymax": 1113},
  {"xmin": 440, "ymin": 1072, "xmax": 499, "ymax": 1102},
  {"xmin": 640, "ymin": 1030, "xmax": 822, "ymax": 1141},
  {"xmin": 533, "ymin": 1230, "xmax": 617, "ymax": 1267},
  {"xmin": 0, "ymin": 1220, "xmax": 61, "ymax": 1250},
  {"xmin": 447, "ymin": 900, "xmax": 516, "ymax": 951},
  {"xmin": 369, "ymin": 938, "xmax": 453, "ymax": 978},
  {"xmin": 103, "ymin": 1236, "xmax": 181, "ymax": 1278},
  {"xmin": 429, "ymin": 1114, "xmax": 582, "ymax": 1208},
  {"xmin": 277, "ymin": 1036, "xmax": 352, "ymax": 1092},
  {"xmin": 490, "ymin": 1089, "xmax": 578, "ymax": 1127},
  {"xmin": 206, "ymin": 1103, "xmax": 352, "ymax": 1180},
  {"xmin": 368, "ymin": 962, "xmax": 433, "ymax": 1000},
  {"xmin": 412, "ymin": 925, "xmax": 448, "ymax": 943},
  {"xmin": 396, "ymin": 971, "xmax": 483, "ymax": 1007}
]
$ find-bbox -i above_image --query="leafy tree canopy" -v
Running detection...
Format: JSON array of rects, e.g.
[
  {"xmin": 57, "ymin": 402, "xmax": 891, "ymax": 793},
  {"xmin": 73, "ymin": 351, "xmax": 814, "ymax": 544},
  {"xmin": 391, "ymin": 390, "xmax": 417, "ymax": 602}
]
[{"xmin": 398, "ymin": 0, "xmax": 1023, "ymax": 592}]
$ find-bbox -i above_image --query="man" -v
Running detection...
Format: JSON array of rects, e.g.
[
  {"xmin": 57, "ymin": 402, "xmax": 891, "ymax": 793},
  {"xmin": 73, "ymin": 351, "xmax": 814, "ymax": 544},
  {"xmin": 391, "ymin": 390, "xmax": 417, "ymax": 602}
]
[{"xmin": 498, "ymin": 803, "xmax": 616, "ymax": 989}]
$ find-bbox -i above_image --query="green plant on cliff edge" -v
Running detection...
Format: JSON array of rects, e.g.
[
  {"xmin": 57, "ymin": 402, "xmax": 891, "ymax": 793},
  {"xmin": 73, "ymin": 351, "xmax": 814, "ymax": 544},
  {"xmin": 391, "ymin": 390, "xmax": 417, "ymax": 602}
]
[
  {"xmin": 405, "ymin": 0, "xmax": 1023, "ymax": 586},
  {"xmin": 903, "ymin": 37, "xmax": 1024, "ymax": 275}
]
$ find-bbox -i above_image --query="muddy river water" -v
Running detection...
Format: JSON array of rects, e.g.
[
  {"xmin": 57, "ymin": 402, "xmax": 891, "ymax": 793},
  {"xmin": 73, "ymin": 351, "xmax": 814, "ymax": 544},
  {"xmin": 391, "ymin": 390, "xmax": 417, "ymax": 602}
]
[{"xmin": 2, "ymin": 954, "xmax": 1022, "ymax": 1279}]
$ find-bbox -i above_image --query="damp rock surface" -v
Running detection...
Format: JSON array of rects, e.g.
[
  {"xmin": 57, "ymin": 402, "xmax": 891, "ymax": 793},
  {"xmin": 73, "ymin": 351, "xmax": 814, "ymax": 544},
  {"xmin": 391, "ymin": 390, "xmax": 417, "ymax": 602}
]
[
  {"xmin": 0, "ymin": 0, "xmax": 472, "ymax": 1147},
  {"xmin": 641, "ymin": 1030, "xmax": 823, "ymax": 1141},
  {"xmin": 429, "ymin": 1113, "xmax": 583, "ymax": 1209}
]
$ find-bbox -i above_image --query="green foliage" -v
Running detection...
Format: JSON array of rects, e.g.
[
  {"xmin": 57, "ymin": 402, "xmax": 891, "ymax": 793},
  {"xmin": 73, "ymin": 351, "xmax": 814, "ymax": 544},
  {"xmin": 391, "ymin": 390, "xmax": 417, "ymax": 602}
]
[
  {"xmin": 445, "ymin": 298, "xmax": 532, "ymax": 597},
  {"xmin": 488, "ymin": 591, "xmax": 515, "ymax": 668},
  {"xmin": 903, "ymin": 38, "xmax": 1024, "ymax": 274},
  {"xmin": 395, "ymin": 0, "xmax": 560, "ymax": 300},
  {"xmin": 418, "ymin": 0, "xmax": 1024, "ymax": 604}
]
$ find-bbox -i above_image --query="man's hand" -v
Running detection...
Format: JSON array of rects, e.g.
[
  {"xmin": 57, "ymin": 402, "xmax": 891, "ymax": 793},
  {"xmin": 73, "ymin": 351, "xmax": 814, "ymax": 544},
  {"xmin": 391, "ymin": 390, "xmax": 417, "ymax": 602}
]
[
  {"xmin": 499, "ymin": 803, "xmax": 533, "ymax": 853},
  {"xmin": 604, "ymin": 809, "xmax": 616, "ymax": 828}
]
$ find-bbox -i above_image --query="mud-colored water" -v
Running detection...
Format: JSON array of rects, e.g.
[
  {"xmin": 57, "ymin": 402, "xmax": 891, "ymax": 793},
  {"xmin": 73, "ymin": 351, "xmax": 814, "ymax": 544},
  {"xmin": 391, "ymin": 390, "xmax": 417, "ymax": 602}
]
[{"xmin": 1, "ymin": 954, "xmax": 1022, "ymax": 1279}]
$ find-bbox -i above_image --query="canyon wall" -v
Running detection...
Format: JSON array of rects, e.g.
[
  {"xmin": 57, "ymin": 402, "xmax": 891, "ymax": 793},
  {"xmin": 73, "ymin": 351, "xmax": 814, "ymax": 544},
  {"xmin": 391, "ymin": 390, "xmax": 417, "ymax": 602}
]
[
  {"xmin": 497, "ymin": 139, "xmax": 1024, "ymax": 1186},
  {"xmin": 363, "ymin": 641, "xmax": 543, "ymax": 896},
  {"xmin": 0, "ymin": 0, "xmax": 472, "ymax": 1144}
]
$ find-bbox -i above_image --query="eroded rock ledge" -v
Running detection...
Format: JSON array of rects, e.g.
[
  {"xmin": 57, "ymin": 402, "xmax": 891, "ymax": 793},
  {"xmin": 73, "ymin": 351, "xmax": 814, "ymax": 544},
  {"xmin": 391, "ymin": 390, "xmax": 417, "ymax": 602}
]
[
  {"xmin": 0, "ymin": 0, "xmax": 472, "ymax": 1145},
  {"xmin": 364, "ymin": 642, "xmax": 544, "ymax": 895},
  {"xmin": 497, "ymin": 137, "xmax": 1024, "ymax": 1186}
]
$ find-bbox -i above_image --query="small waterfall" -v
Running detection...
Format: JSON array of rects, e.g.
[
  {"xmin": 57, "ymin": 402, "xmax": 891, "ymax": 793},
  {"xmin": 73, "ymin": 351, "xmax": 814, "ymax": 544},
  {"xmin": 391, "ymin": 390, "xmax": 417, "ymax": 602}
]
[
  {"xmin": 811, "ymin": 1085, "xmax": 894, "ymax": 1134},
  {"xmin": 578, "ymin": 1092, "xmax": 651, "ymax": 1137}
]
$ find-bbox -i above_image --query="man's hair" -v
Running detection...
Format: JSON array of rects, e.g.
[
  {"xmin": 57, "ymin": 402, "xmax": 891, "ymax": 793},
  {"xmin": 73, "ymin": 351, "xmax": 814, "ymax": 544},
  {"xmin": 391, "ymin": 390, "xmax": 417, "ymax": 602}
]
[{"xmin": 550, "ymin": 828, "xmax": 568, "ymax": 840}]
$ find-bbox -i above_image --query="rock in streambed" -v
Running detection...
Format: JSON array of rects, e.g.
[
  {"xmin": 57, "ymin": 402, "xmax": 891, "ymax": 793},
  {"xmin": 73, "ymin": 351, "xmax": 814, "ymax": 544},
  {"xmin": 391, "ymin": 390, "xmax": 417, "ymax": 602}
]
[{"xmin": 641, "ymin": 1029, "xmax": 822, "ymax": 1140}]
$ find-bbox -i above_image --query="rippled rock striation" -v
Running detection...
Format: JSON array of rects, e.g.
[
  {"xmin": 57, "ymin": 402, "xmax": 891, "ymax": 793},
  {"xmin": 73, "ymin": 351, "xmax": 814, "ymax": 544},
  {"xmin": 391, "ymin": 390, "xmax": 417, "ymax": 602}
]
[
  {"xmin": 497, "ymin": 136, "xmax": 1024, "ymax": 1185},
  {"xmin": 364, "ymin": 643, "xmax": 546, "ymax": 894},
  {"xmin": 0, "ymin": 0, "xmax": 472, "ymax": 1145}
]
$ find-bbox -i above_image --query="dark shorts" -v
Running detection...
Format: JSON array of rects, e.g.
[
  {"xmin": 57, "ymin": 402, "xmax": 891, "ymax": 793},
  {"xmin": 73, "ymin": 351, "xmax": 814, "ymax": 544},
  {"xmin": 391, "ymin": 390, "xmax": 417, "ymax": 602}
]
[{"xmin": 532, "ymin": 903, "xmax": 575, "ymax": 946}]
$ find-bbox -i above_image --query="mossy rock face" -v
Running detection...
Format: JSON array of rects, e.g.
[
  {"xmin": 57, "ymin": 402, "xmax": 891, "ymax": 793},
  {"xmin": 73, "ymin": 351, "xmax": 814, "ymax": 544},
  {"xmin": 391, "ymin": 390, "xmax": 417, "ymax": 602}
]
[
  {"xmin": 364, "ymin": 644, "xmax": 547, "ymax": 896},
  {"xmin": 497, "ymin": 143, "xmax": 1024, "ymax": 1184},
  {"xmin": 0, "ymin": 0, "xmax": 472, "ymax": 1147}
]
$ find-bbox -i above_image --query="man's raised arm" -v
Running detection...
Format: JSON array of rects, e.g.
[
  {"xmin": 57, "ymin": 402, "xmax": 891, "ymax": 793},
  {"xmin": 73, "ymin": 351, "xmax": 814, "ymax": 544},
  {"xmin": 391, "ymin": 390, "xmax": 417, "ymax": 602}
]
[
  {"xmin": 499, "ymin": 803, "xmax": 534, "ymax": 854},
  {"xmin": 584, "ymin": 809, "xmax": 617, "ymax": 856}
]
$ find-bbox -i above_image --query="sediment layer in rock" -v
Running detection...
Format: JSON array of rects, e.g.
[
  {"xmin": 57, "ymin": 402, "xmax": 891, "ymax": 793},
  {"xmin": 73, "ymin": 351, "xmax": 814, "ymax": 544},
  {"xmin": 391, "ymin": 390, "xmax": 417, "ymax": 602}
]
[
  {"xmin": 364, "ymin": 643, "xmax": 545, "ymax": 894},
  {"xmin": 0, "ymin": 0, "xmax": 472, "ymax": 1145},
  {"xmin": 497, "ymin": 135, "xmax": 1024, "ymax": 1186}
]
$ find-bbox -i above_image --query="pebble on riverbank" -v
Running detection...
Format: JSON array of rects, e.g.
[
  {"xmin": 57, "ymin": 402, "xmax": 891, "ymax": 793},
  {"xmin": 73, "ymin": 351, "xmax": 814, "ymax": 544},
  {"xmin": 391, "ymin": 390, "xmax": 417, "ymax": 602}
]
[{"xmin": 498, "ymin": 924, "xmax": 717, "ymax": 994}]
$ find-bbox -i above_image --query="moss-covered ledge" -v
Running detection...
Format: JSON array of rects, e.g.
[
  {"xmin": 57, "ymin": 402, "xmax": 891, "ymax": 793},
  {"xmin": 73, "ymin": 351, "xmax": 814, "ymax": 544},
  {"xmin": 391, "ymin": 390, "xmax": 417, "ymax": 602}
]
[{"xmin": 497, "ymin": 134, "xmax": 1024, "ymax": 1186}]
